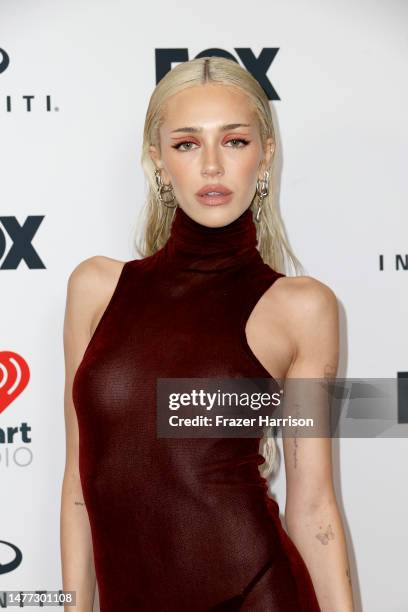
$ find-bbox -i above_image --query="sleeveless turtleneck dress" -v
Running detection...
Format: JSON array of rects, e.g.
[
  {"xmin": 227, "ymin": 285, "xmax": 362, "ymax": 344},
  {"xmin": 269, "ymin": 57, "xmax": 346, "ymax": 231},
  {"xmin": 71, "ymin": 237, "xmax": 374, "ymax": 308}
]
[{"xmin": 72, "ymin": 205, "xmax": 321, "ymax": 612}]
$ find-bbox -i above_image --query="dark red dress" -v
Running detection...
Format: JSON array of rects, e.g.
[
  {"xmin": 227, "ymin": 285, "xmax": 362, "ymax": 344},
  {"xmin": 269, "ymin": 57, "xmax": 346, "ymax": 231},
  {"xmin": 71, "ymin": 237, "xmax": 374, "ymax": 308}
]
[{"xmin": 72, "ymin": 205, "xmax": 321, "ymax": 611}]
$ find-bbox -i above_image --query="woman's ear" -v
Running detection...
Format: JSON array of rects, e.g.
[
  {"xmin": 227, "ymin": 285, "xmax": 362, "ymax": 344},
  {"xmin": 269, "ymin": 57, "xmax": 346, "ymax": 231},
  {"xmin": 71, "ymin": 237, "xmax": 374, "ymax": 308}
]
[
  {"xmin": 259, "ymin": 137, "xmax": 275, "ymax": 175},
  {"xmin": 264, "ymin": 137, "xmax": 275, "ymax": 167},
  {"xmin": 148, "ymin": 145, "xmax": 171, "ymax": 183},
  {"xmin": 149, "ymin": 145, "xmax": 160, "ymax": 169}
]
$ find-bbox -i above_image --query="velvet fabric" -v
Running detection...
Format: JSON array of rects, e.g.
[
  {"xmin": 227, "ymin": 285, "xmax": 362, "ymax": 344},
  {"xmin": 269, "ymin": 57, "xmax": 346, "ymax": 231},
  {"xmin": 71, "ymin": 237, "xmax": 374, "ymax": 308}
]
[{"xmin": 72, "ymin": 205, "xmax": 321, "ymax": 611}]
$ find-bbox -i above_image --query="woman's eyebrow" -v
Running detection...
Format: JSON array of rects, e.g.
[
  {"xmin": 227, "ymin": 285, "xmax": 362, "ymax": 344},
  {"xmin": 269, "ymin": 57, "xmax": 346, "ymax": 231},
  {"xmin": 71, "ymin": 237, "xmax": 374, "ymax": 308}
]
[{"xmin": 171, "ymin": 123, "xmax": 251, "ymax": 134}]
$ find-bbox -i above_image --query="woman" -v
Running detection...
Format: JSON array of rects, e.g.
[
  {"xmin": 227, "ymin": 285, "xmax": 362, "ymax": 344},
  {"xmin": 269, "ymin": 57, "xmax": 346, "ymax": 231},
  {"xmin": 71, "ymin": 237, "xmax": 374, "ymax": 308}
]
[{"xmin": 61, "ymin": 57, "xmax": 355, "ymax": 611}]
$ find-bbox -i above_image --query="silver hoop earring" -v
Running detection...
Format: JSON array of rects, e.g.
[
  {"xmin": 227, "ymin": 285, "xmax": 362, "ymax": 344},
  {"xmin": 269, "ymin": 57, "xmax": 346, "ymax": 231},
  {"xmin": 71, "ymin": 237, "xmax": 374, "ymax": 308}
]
[
  {"xmin": 154, "ymin": 169, "xmax": 178, "ymax": 208},
  {"xmin": 255, "ymin": 170, "xmax": 270, "ymax": 222}
]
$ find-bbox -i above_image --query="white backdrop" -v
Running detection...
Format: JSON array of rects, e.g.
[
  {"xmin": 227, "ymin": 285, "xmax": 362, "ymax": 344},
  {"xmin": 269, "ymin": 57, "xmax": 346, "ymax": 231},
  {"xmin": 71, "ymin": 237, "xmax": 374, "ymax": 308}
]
[{"xmin": 0, "ymin": 1, "xmax": 407, "ymax": 610}]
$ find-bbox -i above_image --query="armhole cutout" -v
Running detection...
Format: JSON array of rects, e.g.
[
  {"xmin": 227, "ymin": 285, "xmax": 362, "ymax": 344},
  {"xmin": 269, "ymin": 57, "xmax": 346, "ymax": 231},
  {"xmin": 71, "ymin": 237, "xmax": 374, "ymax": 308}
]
[
  {"xmin": 81, "ymin": 260, "xmax": 130, "ymax": 362},
  {"xmin": 239, "ymin": 273, "xmax": 286, "ymax": 390}
]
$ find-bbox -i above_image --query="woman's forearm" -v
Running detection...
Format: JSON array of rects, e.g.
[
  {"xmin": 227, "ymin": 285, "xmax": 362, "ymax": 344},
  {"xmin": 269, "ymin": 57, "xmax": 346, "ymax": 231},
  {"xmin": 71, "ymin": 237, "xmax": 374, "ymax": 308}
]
[
  {"xmin": 60, "ymin": 472, "xmax": 96, "ymax": 612},
  {"xmin": 285, "ymin": 498, "xmax": 355, "ymax": 612}
]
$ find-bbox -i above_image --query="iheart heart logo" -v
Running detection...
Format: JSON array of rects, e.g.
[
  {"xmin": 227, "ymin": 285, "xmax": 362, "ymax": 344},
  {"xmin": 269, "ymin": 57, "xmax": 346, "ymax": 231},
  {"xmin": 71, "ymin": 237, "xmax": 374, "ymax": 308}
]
[{"xmin": 0, "ymin": 351, "xmax": 30, "ymax": 414}]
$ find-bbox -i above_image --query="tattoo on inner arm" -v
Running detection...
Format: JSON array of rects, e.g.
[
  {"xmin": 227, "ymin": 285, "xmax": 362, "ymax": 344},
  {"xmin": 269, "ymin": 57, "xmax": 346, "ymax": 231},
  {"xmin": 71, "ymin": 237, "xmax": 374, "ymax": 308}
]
[
  {"xmin": 74, "ymin": 500, "xmax": 85, "ymax": 506},
  {"xmin": 315, "ymin": 523, "xmax": 335, "ymax": 545},
  {"xmin": 292, "ymin": 402, "xmax": 300, "ymax": 468},
  {"xmin": 346, "ymin": 566, "xmax": 352, "ymax": 586},
  {"xmin": 292, "ymin": 435, "xmax": 298, "ymax": 468}
]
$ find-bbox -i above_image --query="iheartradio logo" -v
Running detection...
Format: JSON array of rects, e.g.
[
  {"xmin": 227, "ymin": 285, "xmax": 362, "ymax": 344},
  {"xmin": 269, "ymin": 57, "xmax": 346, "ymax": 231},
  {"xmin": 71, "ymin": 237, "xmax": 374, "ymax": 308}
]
[{"xmin": 0, "ymin": 351, "xmax": 30, "ymax": 414}]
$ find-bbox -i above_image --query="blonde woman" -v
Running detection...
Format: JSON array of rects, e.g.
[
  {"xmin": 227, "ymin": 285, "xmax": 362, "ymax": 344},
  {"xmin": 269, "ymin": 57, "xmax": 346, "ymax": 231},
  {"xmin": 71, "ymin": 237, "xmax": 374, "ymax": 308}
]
[{"xmin": 61, "ymin": 57, "xmax": 355, "ymax": 611}]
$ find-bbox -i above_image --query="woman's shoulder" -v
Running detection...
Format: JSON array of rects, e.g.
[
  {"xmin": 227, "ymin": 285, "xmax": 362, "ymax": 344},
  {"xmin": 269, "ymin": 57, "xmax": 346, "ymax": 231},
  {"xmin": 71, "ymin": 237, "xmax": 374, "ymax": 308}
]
[
  {"xmin": 69, "ymin": 255, "xmax": 127, "ymax": 285},
  {"xmin": 66, "ymin": 256, "xmax": 128, "ymax": 336},
  {"xmin": 270, "ymin": 274, "xmax": 337, "ymax": 305},
  {"xmin": 261, "ymin": 274, "xmax": 338, "ymax": 334},
  {"xmin": 68, "ymin": 255, "xmax": 128, "ymax": 299}
]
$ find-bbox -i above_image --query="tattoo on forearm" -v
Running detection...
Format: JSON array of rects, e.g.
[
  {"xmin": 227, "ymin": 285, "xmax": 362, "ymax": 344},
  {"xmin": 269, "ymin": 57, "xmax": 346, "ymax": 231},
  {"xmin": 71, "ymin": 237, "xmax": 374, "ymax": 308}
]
[
  {"xmin": 292, "ymin": 402, "xmax": 300, "ymax": 468},
  {"xmin": 346, "ymin": 566, "xmax": 352, "ymax": 586},
  {"xmin": 315, "ymin": 523, "xmax": 335, "ymax": 545},
  {"xmin": 74, "ymin": 500, "xmax": 85, "ymax": 506},
  {"xmin": 293, "ymin": 435, "xmax": 298, "ymax": 468}
]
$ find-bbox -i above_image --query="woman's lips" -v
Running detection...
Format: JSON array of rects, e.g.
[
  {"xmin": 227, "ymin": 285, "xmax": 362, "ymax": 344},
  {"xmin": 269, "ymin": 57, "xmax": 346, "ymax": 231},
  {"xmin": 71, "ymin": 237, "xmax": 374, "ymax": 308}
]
[{"xmin": 195, "ymin": 192, "xmax": 233, "ymax": 206}]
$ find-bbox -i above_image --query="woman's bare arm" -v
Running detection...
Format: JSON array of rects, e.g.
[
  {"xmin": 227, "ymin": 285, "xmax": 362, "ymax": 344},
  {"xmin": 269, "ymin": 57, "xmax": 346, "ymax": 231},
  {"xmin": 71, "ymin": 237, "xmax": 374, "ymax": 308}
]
[
  {"xmin": 60, "ymin": 256, "xmax": 124, "ymax": 612},
  {"xmin": 281, "ymin": 277, "xmax": 355, "ymax": 612}
]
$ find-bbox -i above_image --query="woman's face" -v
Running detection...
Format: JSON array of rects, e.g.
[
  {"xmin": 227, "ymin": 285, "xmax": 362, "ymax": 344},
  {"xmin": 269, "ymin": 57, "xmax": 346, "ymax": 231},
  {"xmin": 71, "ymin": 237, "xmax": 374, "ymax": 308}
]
[{"xmin": 149, "ymin": 83, "xmax": 274, "ymax": 227}]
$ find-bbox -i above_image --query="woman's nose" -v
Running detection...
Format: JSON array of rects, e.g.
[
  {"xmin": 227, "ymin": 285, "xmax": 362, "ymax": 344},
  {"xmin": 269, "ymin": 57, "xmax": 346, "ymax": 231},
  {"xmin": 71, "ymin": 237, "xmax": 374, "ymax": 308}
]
[{"xmin": 201, "ymin": 148, "xmax": 224, "ymax": 177}]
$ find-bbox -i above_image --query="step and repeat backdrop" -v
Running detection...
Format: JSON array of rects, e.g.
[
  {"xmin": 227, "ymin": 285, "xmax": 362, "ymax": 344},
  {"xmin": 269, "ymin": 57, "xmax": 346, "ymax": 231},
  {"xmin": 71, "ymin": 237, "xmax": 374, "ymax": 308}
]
[{"xmin": 0, "ymin": 1, "xmax": 407, "ymax": 610}]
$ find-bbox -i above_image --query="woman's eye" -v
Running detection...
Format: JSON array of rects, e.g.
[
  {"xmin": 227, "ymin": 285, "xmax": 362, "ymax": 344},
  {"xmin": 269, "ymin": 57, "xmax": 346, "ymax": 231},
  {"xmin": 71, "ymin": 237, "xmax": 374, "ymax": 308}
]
[
  {"xmin": 172, "ymin": 141, "xmax": 197, "ymax": 151},
  {"xmin": 226, "ymin": 138, "xmax": 250, "ymax": 147},
  {"xmin": 172, "ymin": 138, "xmax": 250, "ymax": 152}
]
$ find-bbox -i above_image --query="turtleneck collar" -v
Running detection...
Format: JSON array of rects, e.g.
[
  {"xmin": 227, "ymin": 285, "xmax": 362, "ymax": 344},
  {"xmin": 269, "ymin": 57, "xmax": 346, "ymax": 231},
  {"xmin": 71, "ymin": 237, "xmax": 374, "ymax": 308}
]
[{"xmin": 162, "ymin": 205, "xmax": 261, "ymax": 272}]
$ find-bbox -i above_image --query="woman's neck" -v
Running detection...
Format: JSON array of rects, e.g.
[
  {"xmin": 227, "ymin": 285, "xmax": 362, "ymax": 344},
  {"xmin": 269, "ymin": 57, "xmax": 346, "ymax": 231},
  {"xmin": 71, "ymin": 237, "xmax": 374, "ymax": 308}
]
[{"xmin": 162, "ymin": 205, "xmax": 261, "ymax": 272}]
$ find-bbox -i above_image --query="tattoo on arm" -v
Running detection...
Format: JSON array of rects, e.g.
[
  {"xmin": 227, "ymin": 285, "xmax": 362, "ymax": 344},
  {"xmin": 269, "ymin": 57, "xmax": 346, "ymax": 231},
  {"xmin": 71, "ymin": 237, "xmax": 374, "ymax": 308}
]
[
  {"xmin": 292, "ymin": 402, "xmax": 300, "ymax": 468},
  {"xmin": 292, "ymin": 435, "xmax": 298, "ymax": 468},
  {"xmin": 315, "ymin": 523, "xmax": 335, "ymax": 545},
  {"xmin": 74, "ymin": 500, "xmax": 85, "ymax": 506},
  {"xmin": 346, "ymin": 566, "xmax": 352, "ymax": 586}
]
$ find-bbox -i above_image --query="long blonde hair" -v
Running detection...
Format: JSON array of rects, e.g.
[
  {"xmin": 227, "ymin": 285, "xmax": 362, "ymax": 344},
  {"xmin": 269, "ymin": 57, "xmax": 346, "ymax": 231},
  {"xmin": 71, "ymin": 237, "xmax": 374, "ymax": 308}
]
[{"xmin": 135, "ymin": 56, "xmax": 303, "ymax": 479}]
